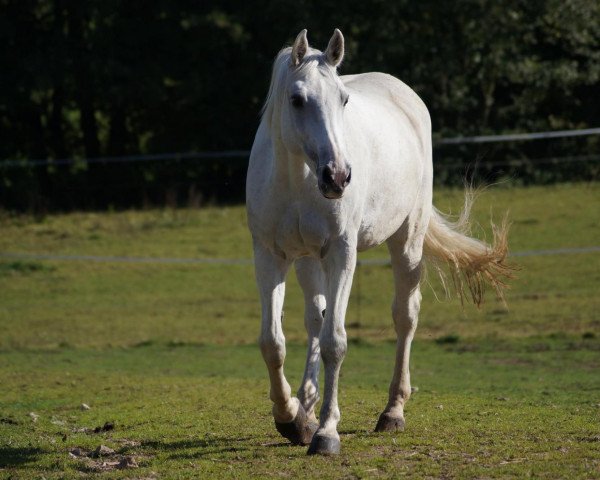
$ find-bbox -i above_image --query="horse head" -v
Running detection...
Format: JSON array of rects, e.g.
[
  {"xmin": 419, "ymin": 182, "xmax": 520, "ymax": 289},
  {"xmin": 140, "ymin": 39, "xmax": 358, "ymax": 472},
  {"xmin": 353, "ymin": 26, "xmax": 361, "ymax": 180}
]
[{"xmin": 280, "ymin": 29, "xmax": 352, "ymax": 199}]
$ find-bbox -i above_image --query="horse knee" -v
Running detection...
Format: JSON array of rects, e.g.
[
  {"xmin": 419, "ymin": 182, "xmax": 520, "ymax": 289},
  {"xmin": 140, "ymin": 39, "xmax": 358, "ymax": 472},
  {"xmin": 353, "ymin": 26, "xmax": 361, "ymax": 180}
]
[
  {"xmin": 320, "ymin": 330, "xmax": 347, "ymax": 365},
  {"xmin": 259, "ymin": 333, "xmax": 286, "ymax": 367}
]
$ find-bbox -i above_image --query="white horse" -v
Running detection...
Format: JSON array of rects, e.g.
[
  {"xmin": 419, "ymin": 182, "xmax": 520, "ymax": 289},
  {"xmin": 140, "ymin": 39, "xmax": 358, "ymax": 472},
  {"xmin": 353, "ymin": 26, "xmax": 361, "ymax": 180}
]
[{"xmin": 246, "ymin": 29, "xmax": 511, "ymax": 455}]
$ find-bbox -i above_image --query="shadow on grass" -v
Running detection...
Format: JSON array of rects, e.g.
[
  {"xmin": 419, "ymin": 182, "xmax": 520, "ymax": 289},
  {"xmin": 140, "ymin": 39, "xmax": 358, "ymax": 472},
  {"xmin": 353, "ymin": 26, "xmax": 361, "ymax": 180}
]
[
  {"xmin": 0, "ymin": 446, "xmax": 44, "ymax": 468},
  {"xmin": 144, "ymin": 431, "xmax": 371, "ymax": 459},
  {"xmin": 143, "ymin": 436, "xmax": 256, "ymax": 460},
  {"xmin": 143, "ymin": 433, "xmax": 312, "ymax": 459}
]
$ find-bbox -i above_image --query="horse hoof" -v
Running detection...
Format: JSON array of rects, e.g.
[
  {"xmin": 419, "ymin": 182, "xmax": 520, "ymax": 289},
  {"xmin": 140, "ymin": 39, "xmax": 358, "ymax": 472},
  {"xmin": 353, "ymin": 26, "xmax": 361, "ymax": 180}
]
[
  {"xmin": 307, "ymin": 433, "xmax": 341, "ymax": 455},
  {"xmin": 374, "ymin": 412, "xmax": 405, "ymax": 432},
  {"xmin": 274, "ymin": 404, "xmax": 318, "ymax": 445}
]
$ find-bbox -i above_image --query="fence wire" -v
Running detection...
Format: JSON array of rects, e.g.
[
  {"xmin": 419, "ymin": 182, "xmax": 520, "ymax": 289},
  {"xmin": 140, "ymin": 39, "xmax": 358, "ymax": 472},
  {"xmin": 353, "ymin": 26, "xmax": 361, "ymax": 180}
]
[{"xmin": 1, "ymin": 127, "xmax": 599, "ymax": 169}]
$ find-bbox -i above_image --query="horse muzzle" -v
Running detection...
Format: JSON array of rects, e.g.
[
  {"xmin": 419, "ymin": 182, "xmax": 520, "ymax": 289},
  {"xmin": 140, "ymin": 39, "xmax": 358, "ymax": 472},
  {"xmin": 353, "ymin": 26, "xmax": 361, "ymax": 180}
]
[{"xmin": 318, "ymin": 164, "xmax": 351, "ymax": 199}]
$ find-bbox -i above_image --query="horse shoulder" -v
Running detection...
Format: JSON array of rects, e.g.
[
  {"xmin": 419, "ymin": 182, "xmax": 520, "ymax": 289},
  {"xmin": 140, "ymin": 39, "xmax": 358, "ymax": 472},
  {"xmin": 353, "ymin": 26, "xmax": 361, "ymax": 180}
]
[{"xmin": 247, "ymin": 120, "xmax": 276, "ymax": 233}]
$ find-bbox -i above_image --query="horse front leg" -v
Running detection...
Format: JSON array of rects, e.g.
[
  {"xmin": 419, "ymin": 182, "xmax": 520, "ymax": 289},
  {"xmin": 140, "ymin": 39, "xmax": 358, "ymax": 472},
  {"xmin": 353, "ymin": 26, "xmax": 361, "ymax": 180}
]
[
  {"xmin": 307, "ymin": 239, "xmax": 356, "ymax": 455},
  {"xmin": 295, "ymin": 257, "xmax": 326, "ymax": 425},
  {"xmin": 253, "ymin": 243, "xmax": 315, "ymax": 445}
]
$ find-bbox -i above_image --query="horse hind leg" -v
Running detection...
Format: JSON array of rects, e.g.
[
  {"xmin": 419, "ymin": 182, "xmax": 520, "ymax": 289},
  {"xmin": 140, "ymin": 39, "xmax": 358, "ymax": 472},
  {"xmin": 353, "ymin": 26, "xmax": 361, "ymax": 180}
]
[{"xmin": 375, "ymin": 228, "xmax": 423, "ymax": 433}]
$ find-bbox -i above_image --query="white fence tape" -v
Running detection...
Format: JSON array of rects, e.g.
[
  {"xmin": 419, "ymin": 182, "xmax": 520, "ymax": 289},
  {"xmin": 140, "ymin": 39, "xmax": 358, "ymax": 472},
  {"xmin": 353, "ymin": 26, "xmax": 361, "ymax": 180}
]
[
  {"xmin": 435, "ymin": 127, "xmax": 600, "ymax": 145},
  {"xmin": 1, "ymin": 246, "xmax": 599, "ymax": 266}
]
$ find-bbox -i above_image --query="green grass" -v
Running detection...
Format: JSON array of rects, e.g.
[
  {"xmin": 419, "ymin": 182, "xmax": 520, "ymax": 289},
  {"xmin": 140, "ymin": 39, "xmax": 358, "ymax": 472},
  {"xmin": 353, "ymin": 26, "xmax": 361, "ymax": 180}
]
[
  {"xmin": 1, "ymin": 183, "xmax": 599, "ymax": 478},
  {"xmin": 1, "ymin": 339, "xmax": 599, "ymax": 478}
]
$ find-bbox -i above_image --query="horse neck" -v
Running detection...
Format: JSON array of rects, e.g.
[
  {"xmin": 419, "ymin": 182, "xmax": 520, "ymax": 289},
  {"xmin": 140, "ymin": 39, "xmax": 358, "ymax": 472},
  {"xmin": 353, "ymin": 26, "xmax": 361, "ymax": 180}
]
[{"xmin": 268, "ymin": 121, "xmax": 311, "ymax": 196}]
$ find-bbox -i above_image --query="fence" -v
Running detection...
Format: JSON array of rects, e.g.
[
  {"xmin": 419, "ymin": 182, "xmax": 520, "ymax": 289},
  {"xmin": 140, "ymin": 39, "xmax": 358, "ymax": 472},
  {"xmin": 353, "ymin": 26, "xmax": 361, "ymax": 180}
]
[
  {"xmin": 2, "ymin": 244, "xmax": 599, "ymax": 330},
  {"xmin": 1, "ymin": 128, "xmax": 598, "ymax": 211}
]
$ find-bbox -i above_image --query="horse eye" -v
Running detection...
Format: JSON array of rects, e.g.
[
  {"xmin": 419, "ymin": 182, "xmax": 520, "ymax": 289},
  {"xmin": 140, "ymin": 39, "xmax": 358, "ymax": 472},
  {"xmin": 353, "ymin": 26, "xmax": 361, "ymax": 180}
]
[
  {"xmin": 291, "ymin": 95, "xmax": 304, "ymax": 108},
  {"xmin": 343, "ymin": 95, "xmax": 349, "ymax": 107}
]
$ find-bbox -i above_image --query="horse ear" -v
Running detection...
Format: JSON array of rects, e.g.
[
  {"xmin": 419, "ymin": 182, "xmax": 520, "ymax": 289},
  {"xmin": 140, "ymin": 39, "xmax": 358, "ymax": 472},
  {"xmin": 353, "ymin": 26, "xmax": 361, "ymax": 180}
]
[
  {"xmin": 291, "ymin": 29, "xmax": 308, "ymax": 66},
  {"xmin": 325, "ymin": 28, "xmax": 345, "ymax": 67}
]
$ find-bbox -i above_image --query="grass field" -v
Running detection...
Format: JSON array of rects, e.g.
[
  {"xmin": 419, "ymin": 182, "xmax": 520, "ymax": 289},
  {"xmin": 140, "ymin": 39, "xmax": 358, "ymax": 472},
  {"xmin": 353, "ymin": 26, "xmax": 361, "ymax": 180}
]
[{"xmin": 1, "ymin": 183, "xmax": 599, "ymax": 478}]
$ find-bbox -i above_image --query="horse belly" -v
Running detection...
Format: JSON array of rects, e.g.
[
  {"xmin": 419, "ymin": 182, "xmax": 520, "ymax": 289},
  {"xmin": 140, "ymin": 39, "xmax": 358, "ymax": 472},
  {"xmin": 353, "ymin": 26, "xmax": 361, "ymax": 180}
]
[
  {"xmin": 357, "ymin": 212, "xmax": 406, "ymax": 251},
  {"xmin": 356, "ymin": 169, "xmax": 421, "ymax": 251}
]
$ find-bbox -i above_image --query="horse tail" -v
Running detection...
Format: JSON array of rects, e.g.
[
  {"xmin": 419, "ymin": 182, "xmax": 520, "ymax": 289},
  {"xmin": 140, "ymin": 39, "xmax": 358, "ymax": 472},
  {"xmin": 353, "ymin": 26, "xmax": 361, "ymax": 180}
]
[{"xmin": 423, "ymin": 189, "xmax": 515, "ymax": 306}]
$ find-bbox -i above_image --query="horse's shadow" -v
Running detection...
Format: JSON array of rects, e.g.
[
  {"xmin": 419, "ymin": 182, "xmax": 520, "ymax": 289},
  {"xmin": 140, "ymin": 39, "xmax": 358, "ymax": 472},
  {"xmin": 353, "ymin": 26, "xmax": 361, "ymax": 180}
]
[
  {"xmin": 0, "ymin": 446, "xmax": 44, "ymax": 468},
  {"xmin": 143, "ymin": 429, "xmax": 367, "ymax": 460},
  {"xmin": 142, "ymin": 436, "xmax": 258, "ymax": 460}
]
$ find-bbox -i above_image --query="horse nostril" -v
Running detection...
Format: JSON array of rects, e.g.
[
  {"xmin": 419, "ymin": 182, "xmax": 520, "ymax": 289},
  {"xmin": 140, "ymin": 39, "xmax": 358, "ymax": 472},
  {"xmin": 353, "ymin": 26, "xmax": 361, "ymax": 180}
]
[
  {"xmin": 344, "ymin": 169, "xmax": 352, "ymax": 187},
  {"xmin": 321, "ymin": 166, "xmax": 334, "ymax": 185}
]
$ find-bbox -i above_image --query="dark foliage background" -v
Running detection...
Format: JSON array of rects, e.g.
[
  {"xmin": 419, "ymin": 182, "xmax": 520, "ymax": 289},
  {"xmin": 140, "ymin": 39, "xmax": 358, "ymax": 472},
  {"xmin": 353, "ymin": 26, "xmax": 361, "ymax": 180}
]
[{"xmin": 0, "ymin": 0, "xmax": 598, "ymax": 210}]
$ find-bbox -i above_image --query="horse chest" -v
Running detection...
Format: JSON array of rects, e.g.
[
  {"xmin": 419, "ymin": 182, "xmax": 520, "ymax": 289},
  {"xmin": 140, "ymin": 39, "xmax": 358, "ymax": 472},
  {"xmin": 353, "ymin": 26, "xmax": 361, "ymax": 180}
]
[{"xmin": 271, "ymin": 205, "xmax": 331, "ymax": 259}]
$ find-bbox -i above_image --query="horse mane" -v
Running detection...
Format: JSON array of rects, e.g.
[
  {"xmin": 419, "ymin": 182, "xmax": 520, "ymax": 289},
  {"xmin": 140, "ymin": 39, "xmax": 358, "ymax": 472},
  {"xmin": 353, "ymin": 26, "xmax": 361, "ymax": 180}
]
[
  {"xmin": 261, "ymin": 46, "xmax": 327, "ymax": 126},
  {"xmin": 261, "ymin": 47, "xmax": 291, "ymax": 122}
]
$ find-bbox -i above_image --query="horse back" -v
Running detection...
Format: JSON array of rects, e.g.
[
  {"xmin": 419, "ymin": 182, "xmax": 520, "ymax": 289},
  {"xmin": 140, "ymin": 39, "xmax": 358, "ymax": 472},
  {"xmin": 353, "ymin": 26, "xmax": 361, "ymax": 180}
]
[{"xmin": 342, "ymin": 72, "xmax": 431, "ymax": 146}]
